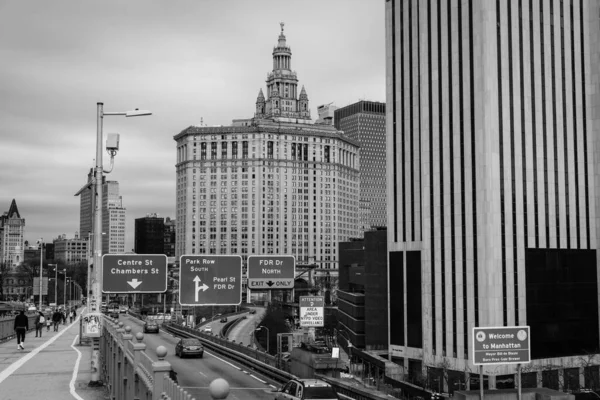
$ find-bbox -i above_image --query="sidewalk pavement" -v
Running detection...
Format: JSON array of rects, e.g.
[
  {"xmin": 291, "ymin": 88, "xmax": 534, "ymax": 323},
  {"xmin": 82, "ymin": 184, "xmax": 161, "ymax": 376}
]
[{"xmin": 0, "ymin": 308, "xmax": 107, "ymax": 400}]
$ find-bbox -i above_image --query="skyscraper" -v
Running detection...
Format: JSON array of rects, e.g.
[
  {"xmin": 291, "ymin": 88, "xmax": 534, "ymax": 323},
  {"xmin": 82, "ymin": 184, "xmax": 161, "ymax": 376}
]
[
  {"xmin": 335, "ymin": 101, "xmax": 387, "ymax": 231},
  {"xmin": 386, "ymin": 0, "xmax": 600, "ymax": 389},
  {"xmin": 0, "ymin": 199, "xmax": 25, "ymax": 269},
  {"xmin": 103, "ymin": 180, "xmax": 126, "ymax": 254},
  {"xmin": 76, "ymin": 172, "xmax": 126, "ymax": 255},
  {"xmin": 164, "ymin": 217, "xmax": 176, "ymax": 257},
  {"xmin": 135, "ymin": 214, "xmax": 165, "ymax": 254},
  {"xmin": 78, "ymin": 168, "xmax": 94, "ymax": 241},
  {"xmin": 174, "ymin": 24, "xmax": 360, "ymax": 282}
]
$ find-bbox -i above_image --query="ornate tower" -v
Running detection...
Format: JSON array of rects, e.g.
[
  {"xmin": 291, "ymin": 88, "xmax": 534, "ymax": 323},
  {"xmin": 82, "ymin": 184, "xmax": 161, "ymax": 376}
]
[
  {"xmin": 298, "ymin": 85, "xmax": 310, "ymax": 119},
  {"xmin": 262, "ymin": 23, "xmax": 310, "ymax": 121},
  {"xmin": 255, "ymin": 88, "xmax": 266, "ymax": 118}
]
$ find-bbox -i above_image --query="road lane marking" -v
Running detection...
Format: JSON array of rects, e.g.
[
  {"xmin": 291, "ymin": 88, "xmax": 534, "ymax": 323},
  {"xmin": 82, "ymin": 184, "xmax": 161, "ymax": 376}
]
[
  {"xmin": 205, "ymin": 350, "xmax": 242, "ymax": 370},
  {"xmin": 270, "ymin": 384, "xmax": 277, "ymax": 389},
  {"xmin": 250, "ymin": 374, "xmax": 267, "ymax": 384},
  {"xmin": 69, "ymin": 334, "xmax": 85, "ymax": 400},
  {"xmin": 198, "ymin": 371, "xmax": 208, "ymax": 378},
  {"xmin": 180, "ymin": 387, "xmax": 269, "ymax": 390}
]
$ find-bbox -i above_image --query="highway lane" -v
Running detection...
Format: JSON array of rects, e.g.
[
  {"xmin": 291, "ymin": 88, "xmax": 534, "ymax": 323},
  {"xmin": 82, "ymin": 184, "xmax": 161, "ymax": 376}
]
[{"xmin": 117, "ymin": 314, "xmax": 279, "ymax": 400}]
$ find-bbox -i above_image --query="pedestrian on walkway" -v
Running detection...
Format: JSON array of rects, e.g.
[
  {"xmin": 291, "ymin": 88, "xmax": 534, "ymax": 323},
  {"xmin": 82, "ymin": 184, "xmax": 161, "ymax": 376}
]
[
  {"xmin": 69, "ymin": 309, "xmax": 76, "ymax": 323},
  {"xmin": 62, "ymin": 309, "xmax": 67, "ymax": 325},
  {"xmin": 52, "ymin": 309, "xmax": 62, "ymax": 331},
  {"xmin": 14, "ymin": 310, "xmax": 28, "ymax": 350},
  {"xmin": 46, "ymin": 315, "xmax": 51, "ymax": 331},
  {"xmin": 35, "ymin": 311, "xmax": 45, "ymax": 337}
]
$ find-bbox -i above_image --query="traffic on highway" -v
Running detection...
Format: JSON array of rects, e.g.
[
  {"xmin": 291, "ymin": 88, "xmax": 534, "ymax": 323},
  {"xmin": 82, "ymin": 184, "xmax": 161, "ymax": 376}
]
[{"xmin": 118, "ymin": 313, "xmax": 279, "ymax": 400}]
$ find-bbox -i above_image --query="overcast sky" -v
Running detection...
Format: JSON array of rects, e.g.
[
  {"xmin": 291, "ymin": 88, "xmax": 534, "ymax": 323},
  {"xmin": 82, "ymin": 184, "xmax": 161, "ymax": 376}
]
[{"xmin": 0, "ymin": 0, "xmax": 386, "ymax": 252}]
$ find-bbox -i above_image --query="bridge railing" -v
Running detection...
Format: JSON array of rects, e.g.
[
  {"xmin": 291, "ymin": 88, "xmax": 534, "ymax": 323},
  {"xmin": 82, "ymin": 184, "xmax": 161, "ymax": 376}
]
[{"xmin": 99, "ymin": 315, "xmax": 196, "ymax": 400}]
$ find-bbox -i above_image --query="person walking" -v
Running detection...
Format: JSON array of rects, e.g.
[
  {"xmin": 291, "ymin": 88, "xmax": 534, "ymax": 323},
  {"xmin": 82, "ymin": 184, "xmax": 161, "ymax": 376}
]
[
  {"xmin": 14, "ymin": 310, "xmax": 28, "ymax": 350},
  {"xmin": 46, "ymin": 314, "xmax": 51, "ymax": 332},
  {"xmin": 52, "ymin": 309, "xmax": 62, "ymax": 331},
  {"xmin": 61, "ymin": 309, "xmax": 67, "ymax": 325},
  {"xmin": 35, "ymin": 311, "xmax": 45, "ymax": 337},
  {"xmin": 69, "ymin": 309, "xmax": 76, "ymax": 323}
]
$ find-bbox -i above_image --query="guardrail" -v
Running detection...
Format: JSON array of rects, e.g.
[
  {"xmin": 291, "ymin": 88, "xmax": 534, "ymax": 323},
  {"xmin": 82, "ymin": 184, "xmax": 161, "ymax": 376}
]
[
  {"xmin": 99, "ymin": 316, "xmax": 197, "ymax": 400},
  {"xmin": 0, "ymin": 313, "xmax": 38, "ymax": 343},
  {"xmin": 219, "ymin": 316, "xmax": 245, "ymax": 338}
]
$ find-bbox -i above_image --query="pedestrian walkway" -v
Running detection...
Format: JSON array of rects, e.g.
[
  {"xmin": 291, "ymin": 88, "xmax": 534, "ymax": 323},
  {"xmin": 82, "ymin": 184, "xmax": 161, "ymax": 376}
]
[{"xmin": 0, "ymin": 308, "xmax": 106, "ymax": 400}]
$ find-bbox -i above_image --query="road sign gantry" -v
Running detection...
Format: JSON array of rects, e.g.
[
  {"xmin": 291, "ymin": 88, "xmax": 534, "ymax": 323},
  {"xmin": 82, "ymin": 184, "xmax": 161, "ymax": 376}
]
[{"xmin": 179, "ymin": 255, "xmax": 242, "ymax": 306}]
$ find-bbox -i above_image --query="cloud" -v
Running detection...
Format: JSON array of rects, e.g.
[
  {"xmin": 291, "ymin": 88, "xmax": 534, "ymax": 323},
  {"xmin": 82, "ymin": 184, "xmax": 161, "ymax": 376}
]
[{"xmin": 0, "ymin": 0, "xmax": 386, "ymax": 251}]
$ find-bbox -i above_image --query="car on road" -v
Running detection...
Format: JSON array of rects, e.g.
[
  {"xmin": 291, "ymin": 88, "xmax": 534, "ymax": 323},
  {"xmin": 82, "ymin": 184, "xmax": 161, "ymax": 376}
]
[
  {"xmin": 119, "ymin": 305, "xmax": 129, "ymax": 314},
  {"xmin": 143, "ymin": 320, "xmax": 159, "ymax": 333},
  {"xmin": 249, "ymin": 309, "xmax": 257, "ymax": 314},
  {"xmin": 220, "ymin": 317, "xmax": 228, "ymax": 323},
  {"xmin": 175, "ymin": 338, "xmax": 204, "ymax": 358},
  {"xmin": 203, "ymin": 326, "xmax": 212, "ymax": 333},
  {"xmin": 274, "ymin": 378, "xmax": 340, "ymax": 400}
]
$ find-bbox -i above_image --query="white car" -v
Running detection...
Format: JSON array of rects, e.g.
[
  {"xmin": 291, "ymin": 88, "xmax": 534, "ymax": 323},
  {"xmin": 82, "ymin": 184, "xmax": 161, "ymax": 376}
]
[
  {"xmin": 27, "ymin": 306, "xmax": 37, "ymax": 312},
  {"xmin": 274, "ymin": 379, "xmax": 340, "ymax": 400},
  {"xmin": 203, "ymin": 326, "xmax": 212, "ymax": 333}
]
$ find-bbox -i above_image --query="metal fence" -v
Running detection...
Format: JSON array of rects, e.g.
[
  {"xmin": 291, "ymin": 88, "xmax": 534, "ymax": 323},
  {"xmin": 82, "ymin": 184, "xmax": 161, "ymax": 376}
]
[{"xmin": 0, "ymin": 313, "xmax": 38, "ymax": 342}]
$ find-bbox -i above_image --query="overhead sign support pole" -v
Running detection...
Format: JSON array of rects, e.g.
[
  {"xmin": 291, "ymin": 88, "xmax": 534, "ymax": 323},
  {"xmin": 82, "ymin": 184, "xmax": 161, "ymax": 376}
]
[{"xmin": 472, "ymin": 326, "xmax": 531, "ymax": 400}]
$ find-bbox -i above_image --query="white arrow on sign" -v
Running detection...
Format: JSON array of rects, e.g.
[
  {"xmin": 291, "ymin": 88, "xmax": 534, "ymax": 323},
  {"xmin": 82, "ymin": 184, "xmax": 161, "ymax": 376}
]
[
  {"xmin": 193, "ymin": 276, "xmax": 209, "ymax": 301},
  {"xmin": 127, "ymin": 278, "xmax": 142, "ymax": 289}
]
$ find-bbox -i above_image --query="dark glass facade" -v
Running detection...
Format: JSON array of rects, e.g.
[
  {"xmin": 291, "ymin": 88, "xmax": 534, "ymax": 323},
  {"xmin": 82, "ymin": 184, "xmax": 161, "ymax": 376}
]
[
  {"xmin": 338, "ymin": 229, "xmax": 388, "ymax": 351},
  {"xmin": 525, "ymin": 248, "xmax": 599, "ymax": 359},
  {"xmin": 135, "ymin": 216, "xmax": 165, "ymax": 255}
]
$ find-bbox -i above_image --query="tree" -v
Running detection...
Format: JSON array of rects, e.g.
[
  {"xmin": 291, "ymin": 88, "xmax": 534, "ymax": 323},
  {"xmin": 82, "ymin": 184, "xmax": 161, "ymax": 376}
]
[
  {"xmin": 255, "ymin": 303, "xmax": 291, "ymax": 355},
  {"xmin": 0, "ymin": 261, "xmax": 10, "ymax": 301}
]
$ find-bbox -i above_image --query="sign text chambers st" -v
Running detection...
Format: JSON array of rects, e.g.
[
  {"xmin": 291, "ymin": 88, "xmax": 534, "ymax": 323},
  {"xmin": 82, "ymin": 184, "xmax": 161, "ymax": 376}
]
[{"xmin": 102, "ymin": 254, "xmax": 168, "ymax": 293}]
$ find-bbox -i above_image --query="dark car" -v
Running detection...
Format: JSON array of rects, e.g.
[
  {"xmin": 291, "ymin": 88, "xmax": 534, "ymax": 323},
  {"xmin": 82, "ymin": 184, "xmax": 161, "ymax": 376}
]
[
  {"xmin": 220, "ymin": 317, "xmax": 228, "ymax": 323},
  {"xmin": 175, "ymin": 338, "xmax": 204, "ymax": 358},
  {"xmin": 274, "ymin": 378, "xmax": 339, "ymax": 400},
  {"xmin": 143, "ymin": 320, "xmax": 159, "ymax": 333},
  {"xmin": 249, "ymin": 309, "xmax": 257, "ymax": 314}
]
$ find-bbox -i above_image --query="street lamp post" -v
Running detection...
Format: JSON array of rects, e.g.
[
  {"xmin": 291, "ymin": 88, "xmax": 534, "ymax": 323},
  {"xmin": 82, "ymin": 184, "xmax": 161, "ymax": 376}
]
[
  {"xmin": 48, "ymin": 264, "xmax": 57, "ymax": 306},
  {"xmin": 64, "ymin": 274, "xmax": 68, "ymax": 308},
  {"xmin": 37, "ymin": 239, "xmax": 44, "ymax": 310},
  {"xmin": 89, "ymin": 102, "xmax": 151, "ymax": 385},
  {"xmin": 256, "ymin": 326, "xmax": 270, "ymax": 353}
]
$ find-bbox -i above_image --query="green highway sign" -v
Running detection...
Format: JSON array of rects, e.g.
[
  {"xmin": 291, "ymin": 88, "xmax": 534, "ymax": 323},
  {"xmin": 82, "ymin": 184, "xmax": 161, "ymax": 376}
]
[
  {"xmin": 247, "ymin": 255, "xmax": 295, "ymax": 289},
  {"xmin": 179, "ymin": 255, "xmax": 242, "ymax": 306},
  {"xmin": 472, "ymin": 326, "xmax": 531, "ymax": 365},
  {"xmin": 102, "ymin": 254, "xmax": 168, "ymax": 293}
]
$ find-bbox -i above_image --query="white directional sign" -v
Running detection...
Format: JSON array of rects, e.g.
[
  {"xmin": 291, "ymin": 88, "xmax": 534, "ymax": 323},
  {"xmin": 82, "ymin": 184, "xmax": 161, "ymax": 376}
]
[
  {"xmin": 193, "ymin": 276, "xmax": 209, "ymax": 301},
  {"xmin": 299, "ymin": 296, "xmax": 324, "ymax": 327}
]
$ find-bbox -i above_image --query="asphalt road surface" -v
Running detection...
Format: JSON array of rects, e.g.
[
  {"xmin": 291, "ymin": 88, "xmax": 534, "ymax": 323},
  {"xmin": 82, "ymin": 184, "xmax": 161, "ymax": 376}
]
[{"xmin": 118, "ymin": 314, "xmax": 279, "ymax": 400}]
